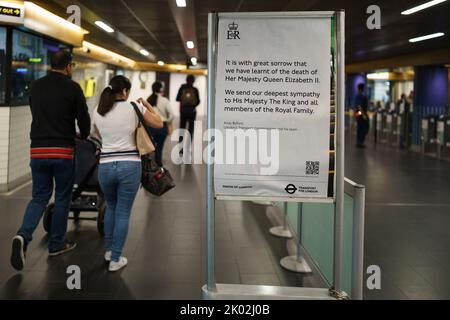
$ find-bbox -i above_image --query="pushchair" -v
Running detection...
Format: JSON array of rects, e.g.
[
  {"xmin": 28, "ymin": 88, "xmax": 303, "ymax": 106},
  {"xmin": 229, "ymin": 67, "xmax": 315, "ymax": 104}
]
[{"xmin": 42, "ymin": 138, "xmax": 106, "ymax": 235}]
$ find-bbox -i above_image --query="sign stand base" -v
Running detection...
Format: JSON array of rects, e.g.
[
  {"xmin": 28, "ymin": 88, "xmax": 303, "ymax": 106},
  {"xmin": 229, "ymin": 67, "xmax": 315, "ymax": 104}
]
[
  {"xmin": 269, "ymin": 226, "xmax": 293, "ymax": 239},
  {"xmin": 202, "ymin": 284, "xmax": 336, "ymax": 300},
  {"xmin": 280, "ymin": 255, "xmax": 312, "ymax": 273}
]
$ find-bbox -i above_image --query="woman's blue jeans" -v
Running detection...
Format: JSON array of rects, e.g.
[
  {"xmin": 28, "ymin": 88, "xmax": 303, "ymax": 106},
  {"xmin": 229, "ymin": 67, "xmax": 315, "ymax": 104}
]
[{"xmin": 98, "ymin": 161, "xmax": 141, "ymax": 262}]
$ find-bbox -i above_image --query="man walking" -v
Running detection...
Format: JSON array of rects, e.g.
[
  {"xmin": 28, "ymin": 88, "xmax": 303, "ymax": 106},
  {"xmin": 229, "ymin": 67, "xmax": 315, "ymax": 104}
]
[
  {"xmin": 176, "ymin": 74, "xmax": 200, "ymax": 155},
  {"xmin": 11, "ymin": 50, "xmax": 91, "ymax": 271}
]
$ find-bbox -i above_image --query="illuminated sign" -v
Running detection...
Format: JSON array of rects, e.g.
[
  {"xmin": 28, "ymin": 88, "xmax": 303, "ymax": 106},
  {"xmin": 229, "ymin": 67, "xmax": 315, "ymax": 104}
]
[
  {"xmin": 29, "ymin": 57, "xmax": 42, "ymax": 63},
  {"xmin": 0, "ymin": 1, "xmax": 24, "ymax": 25},
  {"xmin": 0, "ymin": 5, "xmax": 21, "ymax": 17}
]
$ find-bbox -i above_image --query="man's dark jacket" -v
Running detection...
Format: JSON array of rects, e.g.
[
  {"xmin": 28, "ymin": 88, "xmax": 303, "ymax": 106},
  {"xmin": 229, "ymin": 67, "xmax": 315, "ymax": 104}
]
[{"xmin": 29, "ymin": 71, "xmax": 91, "ymax": 148}]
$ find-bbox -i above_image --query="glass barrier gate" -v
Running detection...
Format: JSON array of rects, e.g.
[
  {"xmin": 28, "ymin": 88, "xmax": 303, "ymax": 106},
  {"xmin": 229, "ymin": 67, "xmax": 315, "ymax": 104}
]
[{"xmin": 278, "ymin": 178, "xmax": 365, "ymax": 299}]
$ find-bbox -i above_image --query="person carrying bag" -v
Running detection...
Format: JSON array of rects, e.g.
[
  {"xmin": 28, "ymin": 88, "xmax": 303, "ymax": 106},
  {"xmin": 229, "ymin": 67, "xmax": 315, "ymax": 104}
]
[
  {"xmin": 131, "ymin": 102, "xmax": 176, "ymax": 197},
  {"xmin": 146, "ymin": 81, "xmax": 174, "ymax": 167},
  {"xmin": 92, "ymin": 75, "xmax": 163, "ymax": 272}
]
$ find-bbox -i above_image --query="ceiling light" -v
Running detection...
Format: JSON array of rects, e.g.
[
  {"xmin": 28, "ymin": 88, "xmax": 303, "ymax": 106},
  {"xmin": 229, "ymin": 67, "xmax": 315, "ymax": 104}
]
[
  {"xmin": 177, "ymin": 65, "xmax": 183, "ymax": 70},
  {"xmin": 186, "ymin": 41, "xmax": 194, "ymax": 49},
  {"xmin": 176, "ymin": 0, "xmax": 187, "ymax": 7},
  {"xmin": 367, "ymin": 72, "xmax": 389, "ymax": 80},
  {"xmin": 157, "ymin": 61, "xmax": 165, "ymax": 66},
  {"xmin": 94, "ymin": 20, "xmax": 114, "ymax": 33},
  {"xmin": 139, "ymin": 49, "xmax": 150, "ymax": 56},
  {"xmin": 409, "ymin": 32, "xmax": 444, "ymax": 43},
  {"xmin": 401, "ymin": 0, "xmax": 447, "ymax": 15},
  {"xmin": 191, "ymin": 57, "xmax": 197, "ymax": 65}
]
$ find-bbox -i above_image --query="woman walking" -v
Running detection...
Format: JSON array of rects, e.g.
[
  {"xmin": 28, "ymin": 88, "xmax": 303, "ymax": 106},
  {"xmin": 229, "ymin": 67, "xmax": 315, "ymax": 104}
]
[
  {"xmin": 147, "ymin": 81, "xmax": 174, "ymax": 166},
  {"xmin": 92, "ymin": 75, "xmax": 162, "ymax": 271}
]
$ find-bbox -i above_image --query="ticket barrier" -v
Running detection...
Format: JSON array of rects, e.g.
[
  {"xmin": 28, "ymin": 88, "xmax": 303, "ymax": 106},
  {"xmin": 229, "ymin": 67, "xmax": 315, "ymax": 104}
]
[
  {"xmin": 377, "ymin": 109, "xmax": 388, "ymax": 144},
  {"xmin": 370, "ymin": 111, "xmax": 378, "ymax": 144},
  {"xmin": 401, "ymin": 112, "xmax": 412, "ymax": 149},
  {"xmin": 437, "ymin": 115, "xmax": 450, "ymax": 161},
  {"xmin": 389, "ymin": 111, "xmax": 411, "ymax": 148},
  {"xmin": 388, "ymin": 112, "xmax": 400, "ymax": 147},
  {"xmin": 421, "ymin": 115, "xmax": 439, "ymax": 157}
]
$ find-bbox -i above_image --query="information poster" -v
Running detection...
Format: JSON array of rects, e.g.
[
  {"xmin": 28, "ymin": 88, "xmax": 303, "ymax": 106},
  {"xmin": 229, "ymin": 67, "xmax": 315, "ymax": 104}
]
[{"xmin": 214, "ymin": 15, "xmax": 332, "ymax": 199}]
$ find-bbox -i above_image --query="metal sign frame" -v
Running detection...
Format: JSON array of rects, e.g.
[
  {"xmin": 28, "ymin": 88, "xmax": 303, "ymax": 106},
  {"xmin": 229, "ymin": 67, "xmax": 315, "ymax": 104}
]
[{"xmin": 205, "ymin": 10, "xmax": 345, "ymax": 298}]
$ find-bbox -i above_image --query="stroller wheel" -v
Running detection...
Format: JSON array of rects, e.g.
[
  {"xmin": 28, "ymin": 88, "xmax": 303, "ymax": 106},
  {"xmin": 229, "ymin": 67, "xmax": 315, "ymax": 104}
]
[
  {"xmin": 97, "ymin": 203, "xmax": 106, "ymax": 236},
  {"xmin": 43, "ymin": 203, "xmax": 55, "ymax": 233}
]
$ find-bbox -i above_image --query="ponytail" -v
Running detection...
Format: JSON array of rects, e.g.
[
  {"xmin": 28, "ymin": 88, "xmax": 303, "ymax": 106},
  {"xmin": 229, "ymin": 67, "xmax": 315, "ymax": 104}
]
[
  {"xmin": 148, "ymin": 81, "xmax": 163, "ymax": 107},
  {"xmin": 97, "ymin": 86, "xmax": 115, "ymax": 116},
  {"xmin": 97, "ymin": 75, "xmax": 132, "ymax": 116}
]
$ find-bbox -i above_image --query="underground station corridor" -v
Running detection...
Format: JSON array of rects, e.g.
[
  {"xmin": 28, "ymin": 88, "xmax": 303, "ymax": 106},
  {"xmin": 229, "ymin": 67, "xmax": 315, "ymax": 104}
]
[
  {"xmin": 0, "ymin": 124, "xmax": 449, "ymax": 300},
  {"xmin": 0, "ymin": 0, "xmax": 449, "ymax": 308}
]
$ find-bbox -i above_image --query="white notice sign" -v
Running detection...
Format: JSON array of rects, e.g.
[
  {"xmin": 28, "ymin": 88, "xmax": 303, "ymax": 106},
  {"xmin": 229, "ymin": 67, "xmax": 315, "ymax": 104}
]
[{"xmin": 214, "ymin": 15, "xmax": 332, "ymax": 199}]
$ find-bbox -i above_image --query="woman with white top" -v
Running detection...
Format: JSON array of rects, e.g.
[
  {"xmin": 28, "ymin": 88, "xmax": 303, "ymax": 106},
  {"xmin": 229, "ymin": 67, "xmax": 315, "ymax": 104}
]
[
  {"xmin": 147, "ymin": 81, "xmax": 174, "ymax": 166},
  {"xmin": 92, "ymin": 75, "xmax": 162, "ymax": 271}
]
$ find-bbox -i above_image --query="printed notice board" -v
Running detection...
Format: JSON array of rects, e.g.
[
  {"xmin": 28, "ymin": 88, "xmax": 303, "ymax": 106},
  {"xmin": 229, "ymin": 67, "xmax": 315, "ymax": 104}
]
[{"xmin": 213, "ymin": 14, "xmax": 334, "ymax": 200}]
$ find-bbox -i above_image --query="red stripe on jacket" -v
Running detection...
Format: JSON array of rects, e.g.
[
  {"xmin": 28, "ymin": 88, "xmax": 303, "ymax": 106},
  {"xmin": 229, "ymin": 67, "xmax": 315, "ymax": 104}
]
[{"xmin": 30, "ymin": 147, "xmax": 74, "ymax": 159}]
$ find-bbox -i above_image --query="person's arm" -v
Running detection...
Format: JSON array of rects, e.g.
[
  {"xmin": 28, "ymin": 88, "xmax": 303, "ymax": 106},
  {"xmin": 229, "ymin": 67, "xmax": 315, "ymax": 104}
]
[
  {"xmin": 194, "ymin": 87, "xmax": 200, "ymax": 107},
  {"xmin": 176, "ymin": 85, "xmax": 183, "ymax": 102},
  {"xmin": 89, "ymin": 107, "xmax": 102, "ymax": 142},
  {"xmin": 137, "ymin": 98, "xmax": 163, "ymax": 129},
  {"xmin": 74, "ymin": 83, "xmax": 91, "ymax": 139},
  {"xmin": 164, "ymin": 98, "xmax": 174, "ymax": 123}
]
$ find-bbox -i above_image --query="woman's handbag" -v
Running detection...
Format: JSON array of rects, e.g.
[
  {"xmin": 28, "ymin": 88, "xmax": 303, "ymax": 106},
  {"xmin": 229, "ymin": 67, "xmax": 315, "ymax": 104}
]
[
  {"xmin": 131, "ymin": 102, "xmax": 176, "ymax": 196},
  {"xmin": 133, "ymin": 106, "xmax": 155, "ymax": 156},
  {"xmin": 140, "ymin": 152, "xmax": 176, "ymax": 196}
]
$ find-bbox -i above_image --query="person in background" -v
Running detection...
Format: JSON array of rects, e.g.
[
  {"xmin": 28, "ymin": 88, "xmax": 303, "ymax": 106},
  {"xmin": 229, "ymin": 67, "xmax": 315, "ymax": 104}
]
[
  {"xmin": 11, "ymin": 50, "xmax": 91, "ymax": 271},
  {"xmin": 147, "ymin": 81, "xmax": 174, "ymax": 167},
  {"xmin": 354, "ymin": 83, "xmax": 369, "ymax": 148},
  {"xmin": 176, "ymin": 74, "xmax": 200, "ymax": 155},
  {"xmin": 92, "ymin": 75, "xmax": 162, "ymax": 272}
]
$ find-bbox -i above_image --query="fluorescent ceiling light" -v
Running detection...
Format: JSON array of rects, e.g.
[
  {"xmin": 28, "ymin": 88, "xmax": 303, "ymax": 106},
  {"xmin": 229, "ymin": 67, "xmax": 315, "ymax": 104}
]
[
  {"xmin": 367, "ymin": 72, "xmax": 389, "ymax": 80},
  {"xmin": 186, "ymin": 41, "xmax": 194, "ymax": 49},
  {"xmin": 409, "ymin": 32, "xmax": 444, "ymax": 42},
  {"xmin": 176, "ymin": 0, "xmax": 186, "ymax": 7},
  {"xmin": 157, "ymin": 61, "xmax": 165, "ymax": 66},
  {"xmin": 401, "ymin": 0, "xmax": 447, "ymax": 15},
  {"xmin": 139, "ymin": 49, "xmax": 150, "ymax": 56},
  {"xmin": 191, "ymin": 57, "xmax": 197, "ymax": 65},
  {"xmin": 95, "ymin": 20, "xmax": 114, "ymax": 33}
]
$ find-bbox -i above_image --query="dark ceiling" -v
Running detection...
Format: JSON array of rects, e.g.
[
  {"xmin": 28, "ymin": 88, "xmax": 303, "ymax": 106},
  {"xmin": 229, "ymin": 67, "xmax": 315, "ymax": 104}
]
[{"xmin": 35, "ymin": 0, "xmax": 450, "ymax": 65}]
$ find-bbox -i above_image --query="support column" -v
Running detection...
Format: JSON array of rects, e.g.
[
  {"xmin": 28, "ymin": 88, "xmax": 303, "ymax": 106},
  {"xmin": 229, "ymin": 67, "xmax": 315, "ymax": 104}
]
[{"xmin": 412, "ymin": 65, "xmax": 449, "ymax": 147}]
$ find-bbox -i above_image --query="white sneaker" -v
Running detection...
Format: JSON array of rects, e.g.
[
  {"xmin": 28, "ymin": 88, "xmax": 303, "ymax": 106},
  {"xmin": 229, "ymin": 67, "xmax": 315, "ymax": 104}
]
[
  {"xmin": 104, "ymin": 251, "xmax": 111, "ymax": 262},
  {"xmin": 108, "ymin": 256, "xmax": 127, "ymax": 272}
]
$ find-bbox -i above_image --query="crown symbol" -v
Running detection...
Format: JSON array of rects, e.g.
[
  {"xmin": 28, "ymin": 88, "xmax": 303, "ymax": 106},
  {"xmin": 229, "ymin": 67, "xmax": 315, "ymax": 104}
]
[{"xmin": 228, "ymin": 22, "xmax": 238, "ymax": 31}]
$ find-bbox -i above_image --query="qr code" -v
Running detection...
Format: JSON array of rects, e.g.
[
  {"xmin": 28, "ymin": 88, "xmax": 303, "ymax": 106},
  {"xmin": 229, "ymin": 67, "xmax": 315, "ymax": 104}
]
[{"xmin": 306, "ymin": 161, "xmax": 320, "ymax": 175}]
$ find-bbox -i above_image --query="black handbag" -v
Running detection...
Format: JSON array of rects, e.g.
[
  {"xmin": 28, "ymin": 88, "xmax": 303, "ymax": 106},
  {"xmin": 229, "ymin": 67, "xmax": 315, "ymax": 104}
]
[
  {"xmin": 131, "ymin": 102, "xmax": 176, "ymax": 196},
  {"xmin": 140, "ymin": 153, "xmax": 176, "ymax": 196}
]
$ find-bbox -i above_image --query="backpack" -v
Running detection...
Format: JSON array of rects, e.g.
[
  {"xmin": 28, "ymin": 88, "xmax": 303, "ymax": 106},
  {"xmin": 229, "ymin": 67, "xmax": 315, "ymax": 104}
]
[{"xmin": 181, "ymin": 87, "xmax": 199, "ymax": 108}]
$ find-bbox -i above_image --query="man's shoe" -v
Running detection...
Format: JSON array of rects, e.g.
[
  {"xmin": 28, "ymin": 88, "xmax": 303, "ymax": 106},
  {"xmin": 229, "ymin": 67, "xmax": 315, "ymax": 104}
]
[
  {"xmin": 48, "ymin": 241, "xmax": 77, "ymax": 257},
  {"xmin": 11, "ymin": 235, "xmax": 26, "ymax": 271},
  {"xmin": 109, "ymin": 257, "xmax": 128, "ymax": 272}
]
